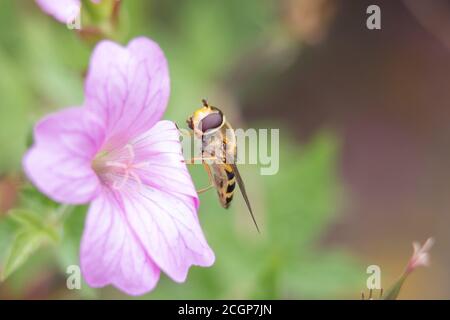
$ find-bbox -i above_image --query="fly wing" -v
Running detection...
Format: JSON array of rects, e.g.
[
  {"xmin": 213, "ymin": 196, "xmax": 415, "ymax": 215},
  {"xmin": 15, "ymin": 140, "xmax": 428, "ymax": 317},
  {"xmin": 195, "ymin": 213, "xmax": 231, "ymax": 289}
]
[{"xmin": 231, "ymin": 164, "xmax": 260, "ymax": 233}]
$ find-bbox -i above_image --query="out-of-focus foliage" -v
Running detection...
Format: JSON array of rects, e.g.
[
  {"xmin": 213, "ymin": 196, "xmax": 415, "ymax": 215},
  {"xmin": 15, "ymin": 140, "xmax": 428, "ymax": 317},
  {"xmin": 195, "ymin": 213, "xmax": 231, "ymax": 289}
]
[
  {"xmin": 139, "ymin": 133, "xmax": 363, "ymax": 299},
  {"xmin": 1, "ymin": 209, "xmax": 59, "ymax": 281},
  {"xmin": 0, "ymin": 0, "xmax": 363, "ymax": 299}
]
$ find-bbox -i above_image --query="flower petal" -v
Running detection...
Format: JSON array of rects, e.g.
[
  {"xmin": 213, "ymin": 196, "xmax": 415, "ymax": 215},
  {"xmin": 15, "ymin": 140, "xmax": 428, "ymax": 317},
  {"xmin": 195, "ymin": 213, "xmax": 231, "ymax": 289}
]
[
  {"xmin": 85, "ymin": 38, "xmax": 170, "ymax": 149},
  {"xmin": 80, "ymin": 190, "xmax": 161, "ymax": 296},
  {"xmin": 23, "ymin": 107, "xmax": 104, "ymax": 204},
  {"xmin": 121, "ymin": 184, "xmax": 215, "ymax": 283},
  {"xmin": 132, "ymin": 120, "xmax": 199, "ymax": 206},
  {"xmin": 35, "ymin": 0, "xmax": 81, "ymax": 24},
  {"xmin": 112, "ymin": 120, "xmax": 213, "ymax": 282}
]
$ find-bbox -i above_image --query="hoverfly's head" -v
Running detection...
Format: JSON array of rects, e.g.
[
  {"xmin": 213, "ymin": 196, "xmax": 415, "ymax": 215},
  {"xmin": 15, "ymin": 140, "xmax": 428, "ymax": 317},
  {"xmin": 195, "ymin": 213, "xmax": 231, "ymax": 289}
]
[{"xmin": 187, "ymin": 99, "xmax": 225, "ymax": 137}]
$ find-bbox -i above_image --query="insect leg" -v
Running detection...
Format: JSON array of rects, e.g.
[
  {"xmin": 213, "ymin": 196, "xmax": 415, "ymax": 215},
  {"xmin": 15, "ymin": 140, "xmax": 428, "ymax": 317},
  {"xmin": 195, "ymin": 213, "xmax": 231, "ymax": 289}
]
[
  {"xmin": 184, "ymin": 156, "xmax": 218, "ymax": 164},
  {"xmin": 178, "ymin": 129, "xmax": 193, "ymax": 137},
  {"xmin": 197, "ymin": 163, "xmax": 215, "ymax": 194},
  {"xmin": 197, "ymin": 185, "xmax": 214, "ymax": 194}
]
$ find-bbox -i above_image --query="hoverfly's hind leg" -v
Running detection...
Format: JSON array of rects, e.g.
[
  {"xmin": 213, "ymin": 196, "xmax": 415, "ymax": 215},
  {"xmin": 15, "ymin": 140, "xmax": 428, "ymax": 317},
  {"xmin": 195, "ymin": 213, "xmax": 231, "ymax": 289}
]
[
  {"xmin": 197, "ymin": 185, "xmax": 214, "ymax": 194},
  {"xmin": 197, "ymin": 163, "xmax": 215, "ymax": 194},
  {"xmin": 183, "ymin": 157, "xmax": 218, "ymax": 194}
]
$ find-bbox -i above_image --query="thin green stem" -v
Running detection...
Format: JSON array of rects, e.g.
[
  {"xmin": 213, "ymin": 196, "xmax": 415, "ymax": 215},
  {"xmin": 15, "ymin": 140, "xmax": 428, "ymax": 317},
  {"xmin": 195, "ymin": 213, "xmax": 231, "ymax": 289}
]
[{"xmin": 53, "ymin": 204, "xmax": 74, "ymax": 225}]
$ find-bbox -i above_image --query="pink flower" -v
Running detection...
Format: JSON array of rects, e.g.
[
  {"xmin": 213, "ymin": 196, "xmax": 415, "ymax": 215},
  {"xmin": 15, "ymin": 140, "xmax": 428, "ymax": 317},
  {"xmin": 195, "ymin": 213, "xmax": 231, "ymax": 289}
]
[
  {"xmin": 23, "ymin": 37, "xmax": 214, "ymax": 295},
  {"xmin": 406, "ymin": 237, "xmax": 434, "ymax": 274},
  {"xmin": 35, "ymin": 0, "xmax": 101, "ymax": 24}
]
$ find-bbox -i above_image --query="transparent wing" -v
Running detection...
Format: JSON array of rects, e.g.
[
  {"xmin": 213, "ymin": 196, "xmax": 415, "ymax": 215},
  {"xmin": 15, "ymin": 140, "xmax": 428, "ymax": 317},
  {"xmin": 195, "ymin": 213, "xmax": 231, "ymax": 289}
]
[{"xmin": 231, "ymin": 164, "xmax": 260, "ymax": 233}]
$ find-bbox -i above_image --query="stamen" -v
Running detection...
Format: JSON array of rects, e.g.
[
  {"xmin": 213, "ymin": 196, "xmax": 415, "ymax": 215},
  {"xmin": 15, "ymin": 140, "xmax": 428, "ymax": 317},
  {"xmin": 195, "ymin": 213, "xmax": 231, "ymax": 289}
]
[
  {"xmin": 99, "ymin": 143, "xmax": 147, "ymax": 191},
  {"xmin": 126, "ymin": 144, "xmax": 135, "ymax": 160},
  {"xmin": 129, "ymin": 171, "xmax": 143, "ymax": 190},
  {"xmin": 105, "ymin": 161, "xmax": 127, "ymax": 169},
  {"xmin": 113, "ymin": 171, "xmax": 129, "ymax": 190}
]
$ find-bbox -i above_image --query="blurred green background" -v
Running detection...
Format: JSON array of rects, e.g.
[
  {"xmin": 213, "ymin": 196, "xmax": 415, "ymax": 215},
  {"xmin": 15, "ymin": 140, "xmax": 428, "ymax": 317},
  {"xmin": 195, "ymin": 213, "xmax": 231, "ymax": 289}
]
[{"xmin": 0, "ymin": 0, "xmax": 448, "ymax": 299}]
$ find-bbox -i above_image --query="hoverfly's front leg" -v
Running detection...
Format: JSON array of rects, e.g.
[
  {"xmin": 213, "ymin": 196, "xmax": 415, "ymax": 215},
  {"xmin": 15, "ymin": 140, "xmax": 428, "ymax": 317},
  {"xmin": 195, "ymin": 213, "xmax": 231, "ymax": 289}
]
[
  {"xmin": 183, "ymin": 156, "xmax": 218, "ymax": 165},
  {"xmin": 178, "ymin": 128, "xmax": 193, "ymax": 137}
]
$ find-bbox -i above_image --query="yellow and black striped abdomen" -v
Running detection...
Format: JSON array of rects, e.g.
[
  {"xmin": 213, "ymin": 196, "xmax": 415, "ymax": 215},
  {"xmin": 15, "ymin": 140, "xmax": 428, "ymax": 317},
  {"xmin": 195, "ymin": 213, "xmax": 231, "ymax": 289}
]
[
  {"xmin": 222, "ymin": 164, "xmax": 236, "ymax": 208},
  {"xmin": 211, "ymin": 163, "xmax": 236, "ymax": 208}
]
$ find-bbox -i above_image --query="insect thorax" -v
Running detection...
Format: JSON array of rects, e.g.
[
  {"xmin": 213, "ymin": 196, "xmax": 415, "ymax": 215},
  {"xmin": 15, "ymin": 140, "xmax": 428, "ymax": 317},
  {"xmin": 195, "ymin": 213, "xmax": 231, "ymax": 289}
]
[{"xmin": 201, "ymin": 127, "xmax": 237, "ymax": 164}]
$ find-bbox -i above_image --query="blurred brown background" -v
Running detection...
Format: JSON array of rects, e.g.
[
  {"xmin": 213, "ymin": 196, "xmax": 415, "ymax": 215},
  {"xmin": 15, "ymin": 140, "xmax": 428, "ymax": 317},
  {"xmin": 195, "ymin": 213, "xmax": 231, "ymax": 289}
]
[{"xmin": 242, "ymin": 0, "xmax": 450, "ymax": 299}]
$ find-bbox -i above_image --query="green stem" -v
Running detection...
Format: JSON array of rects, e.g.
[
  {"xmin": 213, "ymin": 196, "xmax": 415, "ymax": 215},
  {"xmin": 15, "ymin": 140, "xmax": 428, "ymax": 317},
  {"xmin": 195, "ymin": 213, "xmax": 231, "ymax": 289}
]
[
  {"xmin": 53, "ymin": 204, "xmax": 74, "ymax": 225},
  {"xmin": 81, "ymin": 0, "xmax": 101, "ymax": 22},
  {"xmin": 383, "ymin": 272, "xmax": 408, "ymax": 300}
]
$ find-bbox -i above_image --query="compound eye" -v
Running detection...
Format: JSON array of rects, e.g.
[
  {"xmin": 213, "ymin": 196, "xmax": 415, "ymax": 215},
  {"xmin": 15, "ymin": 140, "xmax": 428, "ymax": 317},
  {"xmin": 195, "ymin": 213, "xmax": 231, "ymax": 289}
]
[{"xmin": 200, "ymin": 112, "xmax": 223, "ymax": 132}]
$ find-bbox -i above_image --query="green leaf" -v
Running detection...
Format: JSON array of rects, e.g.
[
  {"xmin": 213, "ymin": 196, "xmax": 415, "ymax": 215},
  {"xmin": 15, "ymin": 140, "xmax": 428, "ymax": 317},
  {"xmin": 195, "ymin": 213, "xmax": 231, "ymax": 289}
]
[
  {"xmin": 0, "ymin": 217, "xmax": 16, "ymax": 263},
  {"xmin": 18, "ymin": 184, "xmax": 59, "ymax": 212},
  {"xmin": 9, "ymin": 209, "xmax": 45, "ymax": 228},
  {"xmin": 280, "ymin": 252, "xmax": 364, "ymax": 299},
  {"xmin": 267, "ymin": 132, "xmax": 342, "ymax": 249},
  {"xmin": 1, "ymin": 230, "xmax": 49, "ymax": 281},
  {"xmin": 1, "ymin": 208, "xmax": 61, "ymax": 281},
  {"xmin": 8, "ymin": 209, "xmax": 59, "ymax": 242}
]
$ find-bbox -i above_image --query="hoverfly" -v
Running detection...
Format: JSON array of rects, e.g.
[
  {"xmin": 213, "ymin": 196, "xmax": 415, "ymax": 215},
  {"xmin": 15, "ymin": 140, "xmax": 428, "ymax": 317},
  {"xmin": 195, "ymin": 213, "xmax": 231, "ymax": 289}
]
[{"xmin": 185, "ymin": 99, "xmax": 260, "ymax": 233}]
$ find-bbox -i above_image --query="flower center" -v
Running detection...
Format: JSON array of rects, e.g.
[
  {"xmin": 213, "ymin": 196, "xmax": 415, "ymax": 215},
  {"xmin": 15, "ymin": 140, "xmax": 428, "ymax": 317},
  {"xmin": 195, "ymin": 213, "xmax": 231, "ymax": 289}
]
[{"xmin": 92, "ymin": 144, "xmax": 147, "ymax": 190}]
